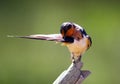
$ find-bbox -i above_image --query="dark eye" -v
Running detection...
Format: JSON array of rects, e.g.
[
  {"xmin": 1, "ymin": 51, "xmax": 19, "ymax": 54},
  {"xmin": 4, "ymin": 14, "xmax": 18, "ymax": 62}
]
[{"xmin": 66, "ymin": 24, "xmax": 72, "ymax": 29}]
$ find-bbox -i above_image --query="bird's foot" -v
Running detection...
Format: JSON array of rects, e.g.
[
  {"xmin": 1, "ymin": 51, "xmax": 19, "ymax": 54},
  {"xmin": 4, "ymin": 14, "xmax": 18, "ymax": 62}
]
[{"xmin": 72, "ymin": 56, "xmax": 82, "ymax": 64}]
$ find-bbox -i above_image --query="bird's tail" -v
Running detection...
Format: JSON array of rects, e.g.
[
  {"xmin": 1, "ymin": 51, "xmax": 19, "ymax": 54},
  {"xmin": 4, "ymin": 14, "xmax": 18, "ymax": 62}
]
[{"xmin": 7, "ymin": 34, "xmax": 64, "ymax": 42}]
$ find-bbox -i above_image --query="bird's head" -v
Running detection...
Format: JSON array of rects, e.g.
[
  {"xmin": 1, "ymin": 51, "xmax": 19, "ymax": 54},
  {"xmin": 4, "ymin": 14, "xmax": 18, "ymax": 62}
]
[
  {"xmin": 60, "ymin": 22, "xmax": 92, "ymax": 47},
  {"xmin": 60, "ymin": 22, "xmax": 75, "ymax": 43}
]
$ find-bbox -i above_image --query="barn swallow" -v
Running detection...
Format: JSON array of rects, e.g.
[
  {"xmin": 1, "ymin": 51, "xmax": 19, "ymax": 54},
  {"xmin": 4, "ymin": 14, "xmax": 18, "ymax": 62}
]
[{"xmin": 9, "ymin": 22, "xmax": 92, "ymax": 63}]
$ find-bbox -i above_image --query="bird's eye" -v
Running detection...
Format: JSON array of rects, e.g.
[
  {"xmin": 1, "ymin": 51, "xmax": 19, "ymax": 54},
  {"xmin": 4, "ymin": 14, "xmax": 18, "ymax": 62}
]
[{"xmin": 66, "ymin": 24, "xmax": 72, "ymax": 29}]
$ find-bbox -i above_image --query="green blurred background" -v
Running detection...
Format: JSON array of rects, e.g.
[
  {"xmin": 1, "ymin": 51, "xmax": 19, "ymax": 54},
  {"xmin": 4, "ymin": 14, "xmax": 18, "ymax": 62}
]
[{"xmin": 0, "ymin": 0, "xmax": 120, "ymax": 84}]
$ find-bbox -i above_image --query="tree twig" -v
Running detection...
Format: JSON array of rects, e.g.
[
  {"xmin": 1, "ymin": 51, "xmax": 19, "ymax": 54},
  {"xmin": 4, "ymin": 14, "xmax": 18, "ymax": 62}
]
[{"xmin": 53, "ymin": 61, "xmax": 91, "ymax": 84}]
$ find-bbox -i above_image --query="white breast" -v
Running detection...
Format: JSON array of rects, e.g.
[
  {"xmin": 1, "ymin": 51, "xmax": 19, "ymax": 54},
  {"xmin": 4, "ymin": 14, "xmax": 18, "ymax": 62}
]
[{"xmin": 66, "ymin": 37, "xmax": 88, "ymax": 57}]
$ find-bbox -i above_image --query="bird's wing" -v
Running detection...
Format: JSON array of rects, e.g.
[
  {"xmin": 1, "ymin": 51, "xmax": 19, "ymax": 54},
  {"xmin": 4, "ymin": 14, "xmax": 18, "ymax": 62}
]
[{"xmin": 8, "ymin": 34, "xmax": 63, "ymax": 42}]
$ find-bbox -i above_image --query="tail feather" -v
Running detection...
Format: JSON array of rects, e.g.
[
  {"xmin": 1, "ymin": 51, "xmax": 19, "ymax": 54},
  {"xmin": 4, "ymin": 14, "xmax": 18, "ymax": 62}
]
[{"xmin": 7, "ymin": 34, "xmax": 64, "ymax": 42}]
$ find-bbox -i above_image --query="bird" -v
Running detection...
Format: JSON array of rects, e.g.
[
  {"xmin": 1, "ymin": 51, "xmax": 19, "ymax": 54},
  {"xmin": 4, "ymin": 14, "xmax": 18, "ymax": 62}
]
[{"xmin": 9, "ymin": 22, "xmax": 92, "ymax": 63}]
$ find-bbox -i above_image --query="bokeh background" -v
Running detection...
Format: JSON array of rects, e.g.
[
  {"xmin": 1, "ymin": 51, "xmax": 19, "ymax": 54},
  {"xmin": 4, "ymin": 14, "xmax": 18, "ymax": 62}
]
[{"xmin": 0, "ymin": 0, "xmax": 120, "ymax": 84}]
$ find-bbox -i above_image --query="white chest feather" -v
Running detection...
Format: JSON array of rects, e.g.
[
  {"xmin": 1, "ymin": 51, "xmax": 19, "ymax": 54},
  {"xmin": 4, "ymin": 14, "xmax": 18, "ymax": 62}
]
[{"xmin": 66, "ymin": 38, "xmax": 88, "ymax": 57}]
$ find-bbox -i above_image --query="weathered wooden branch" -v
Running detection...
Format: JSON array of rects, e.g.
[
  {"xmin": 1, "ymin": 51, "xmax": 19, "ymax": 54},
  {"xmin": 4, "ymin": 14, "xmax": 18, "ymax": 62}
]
[{"xmin": 53, "ymin": 61, "xmax": 91, "ymax": 84}]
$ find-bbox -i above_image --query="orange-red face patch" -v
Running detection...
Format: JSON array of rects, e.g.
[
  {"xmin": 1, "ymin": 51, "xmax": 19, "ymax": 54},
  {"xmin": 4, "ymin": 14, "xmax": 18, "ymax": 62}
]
[{"xmin": 66, "ymin": 27, "xmax": 74, "ymax": 37}]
